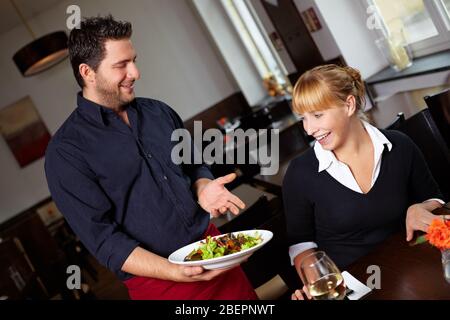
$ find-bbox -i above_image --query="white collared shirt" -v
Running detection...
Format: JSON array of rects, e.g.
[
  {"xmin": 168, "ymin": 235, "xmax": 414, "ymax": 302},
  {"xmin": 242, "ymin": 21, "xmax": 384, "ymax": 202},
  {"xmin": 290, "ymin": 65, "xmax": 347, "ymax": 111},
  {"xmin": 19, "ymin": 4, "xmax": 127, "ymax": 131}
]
[
  {"xmin": 313, "ymin": 121, "xmax": 392, "ymax": 193},
  {"xmin": 288, "ymin": 121, "xmax": 443, "ymax": 265}
]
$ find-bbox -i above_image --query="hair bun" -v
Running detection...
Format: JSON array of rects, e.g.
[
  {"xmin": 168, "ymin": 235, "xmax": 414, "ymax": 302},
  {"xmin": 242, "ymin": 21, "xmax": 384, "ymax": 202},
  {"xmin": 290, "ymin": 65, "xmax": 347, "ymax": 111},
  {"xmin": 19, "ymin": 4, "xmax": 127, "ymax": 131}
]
[{"xmin": 343, "ymin": 66, "xmax": 362, "ymax": 82}]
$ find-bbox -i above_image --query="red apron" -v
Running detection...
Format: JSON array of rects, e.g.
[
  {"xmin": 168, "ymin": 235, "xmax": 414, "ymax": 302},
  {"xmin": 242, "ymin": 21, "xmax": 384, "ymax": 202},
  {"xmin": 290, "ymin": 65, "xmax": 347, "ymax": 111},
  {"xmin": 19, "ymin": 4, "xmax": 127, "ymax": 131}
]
[{"xmin": 123, "ymin": 223, "xmax": 258, "ymax": 300}]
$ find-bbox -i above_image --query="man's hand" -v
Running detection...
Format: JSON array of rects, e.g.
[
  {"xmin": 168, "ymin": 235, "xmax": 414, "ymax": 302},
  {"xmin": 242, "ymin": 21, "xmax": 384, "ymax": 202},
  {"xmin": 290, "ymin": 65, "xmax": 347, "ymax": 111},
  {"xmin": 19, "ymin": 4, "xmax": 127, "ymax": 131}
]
[
  {"xmin": 122, "ymin": 246, "xmax": 236, "ymax": 282},
  {"xmin": 170, "ymin": 264, "xmax": 235, "ymax": 282},
  {"xmin": 406, "ymin": 201, "xmax": 444, "ymax": 241},
  {"xmin": 196, "ymin": 173, "xmax": 245, "ymax": 217}
]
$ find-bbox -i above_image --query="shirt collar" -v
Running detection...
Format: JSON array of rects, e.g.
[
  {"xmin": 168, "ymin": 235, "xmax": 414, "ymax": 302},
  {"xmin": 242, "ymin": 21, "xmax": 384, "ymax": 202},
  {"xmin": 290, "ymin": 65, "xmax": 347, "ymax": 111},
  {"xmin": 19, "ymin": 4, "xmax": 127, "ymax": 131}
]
[
  {"xmin": 76, "ymin": 92, "xmax": 136, "ymax": 126},
  {"xmin": 314, "ymin": 140, "xmax": 336, "ymax": 172},
  {"xmin": 314, "ymin": 121, "xmax": 392, "ymax": 172},
  {"xmin": 363, "ymin": 120, "xmax": 392, "ymax": 154}
]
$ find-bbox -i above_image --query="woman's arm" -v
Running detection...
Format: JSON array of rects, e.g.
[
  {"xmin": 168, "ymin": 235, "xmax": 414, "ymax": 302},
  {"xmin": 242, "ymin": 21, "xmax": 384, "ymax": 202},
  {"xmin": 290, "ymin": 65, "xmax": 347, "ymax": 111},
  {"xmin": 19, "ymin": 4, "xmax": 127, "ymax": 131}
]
[
  {"xmin": 293, "ymin": 248, "xmax": 317, "ymax": 283},
  {"xmin": 405, "ymin": 137, "xmax": 445, "ymax": 241},
  {"xmin": 282, "ymin": 160, "xmax": 317, "ymax": 282},
  {"xmin": 406, "ymin": 200, "xmax": 444, "ymax": 241}
]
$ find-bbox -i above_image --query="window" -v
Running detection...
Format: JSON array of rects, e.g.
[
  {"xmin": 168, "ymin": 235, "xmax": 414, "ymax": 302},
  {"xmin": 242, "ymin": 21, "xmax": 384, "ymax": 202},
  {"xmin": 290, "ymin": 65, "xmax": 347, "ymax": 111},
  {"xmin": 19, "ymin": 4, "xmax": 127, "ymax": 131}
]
[
  {"xmin": 367, "ymin": 0, "xmax": 450, "ymax": 56},
  {"xmin": 374, "ymin": 0, "xmax": 438, "ymax": 43},
  {"xmin": 221, "ymin": 0, "xmax": 292, "ymax": 95},
  {"xmin": 442, "ymin": 0, "xmax": 450, "ymax": 19}
]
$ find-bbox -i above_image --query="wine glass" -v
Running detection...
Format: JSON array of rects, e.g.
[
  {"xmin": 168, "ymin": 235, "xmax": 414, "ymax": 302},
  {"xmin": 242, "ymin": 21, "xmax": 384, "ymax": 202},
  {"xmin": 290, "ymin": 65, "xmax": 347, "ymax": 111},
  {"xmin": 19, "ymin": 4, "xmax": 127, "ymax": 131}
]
[{"xmin": 299, "ymin": 251, "xmax": 346, "ymax": 300}]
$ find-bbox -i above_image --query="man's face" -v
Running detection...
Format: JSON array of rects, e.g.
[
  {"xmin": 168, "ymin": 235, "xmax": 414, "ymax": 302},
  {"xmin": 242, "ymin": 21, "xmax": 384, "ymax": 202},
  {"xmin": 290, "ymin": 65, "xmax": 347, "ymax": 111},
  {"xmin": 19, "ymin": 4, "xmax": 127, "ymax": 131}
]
[{"xmin": 92, "ymin": 39, "xmax": 140, "ymax": 108}]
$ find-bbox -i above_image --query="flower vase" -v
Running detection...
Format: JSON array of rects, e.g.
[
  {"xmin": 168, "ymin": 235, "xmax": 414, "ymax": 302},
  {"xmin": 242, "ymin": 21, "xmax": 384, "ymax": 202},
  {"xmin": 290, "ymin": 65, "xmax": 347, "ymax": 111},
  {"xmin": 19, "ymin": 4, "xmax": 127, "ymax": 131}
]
[
  {"xmin": 374, "ymin": 29, "xmax": 413, "ymax": 72},
  {"xmin": 442, "ymin": 249, "xmax": 450, "ymax": 284}
]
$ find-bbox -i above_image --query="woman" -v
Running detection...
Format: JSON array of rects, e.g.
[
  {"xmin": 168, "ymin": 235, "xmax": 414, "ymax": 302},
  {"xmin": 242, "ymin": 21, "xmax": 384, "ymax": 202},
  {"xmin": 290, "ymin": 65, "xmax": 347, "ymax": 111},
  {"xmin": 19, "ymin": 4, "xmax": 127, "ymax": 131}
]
[{"xmin": 282, "ymin": 65, "xmax": 445, "ymax": 300}]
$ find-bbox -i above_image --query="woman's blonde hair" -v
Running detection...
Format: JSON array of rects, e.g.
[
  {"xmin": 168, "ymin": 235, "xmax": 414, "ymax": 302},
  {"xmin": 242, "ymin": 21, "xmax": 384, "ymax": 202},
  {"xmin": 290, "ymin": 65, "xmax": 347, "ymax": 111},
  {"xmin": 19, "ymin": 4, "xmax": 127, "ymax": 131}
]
[{"xmin": 292, "ymin": 64, "xmax": 367, "ymax": 120}]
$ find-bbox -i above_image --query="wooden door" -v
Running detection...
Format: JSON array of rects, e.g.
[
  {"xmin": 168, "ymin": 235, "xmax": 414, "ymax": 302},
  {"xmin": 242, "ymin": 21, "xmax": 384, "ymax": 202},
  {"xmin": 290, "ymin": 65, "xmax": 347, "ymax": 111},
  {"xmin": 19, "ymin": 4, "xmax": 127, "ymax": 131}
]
[{"xmin": 261, "ymin": 0, "xmax": 324, "ymax": 82}]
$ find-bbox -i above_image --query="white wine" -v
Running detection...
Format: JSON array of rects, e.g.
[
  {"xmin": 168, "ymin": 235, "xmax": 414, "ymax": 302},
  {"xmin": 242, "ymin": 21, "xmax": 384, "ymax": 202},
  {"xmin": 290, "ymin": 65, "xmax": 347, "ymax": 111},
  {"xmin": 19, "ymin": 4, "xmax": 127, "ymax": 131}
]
[{"xmin": 307, "ymin": 273, "xmax": 346, "ymax": 300}]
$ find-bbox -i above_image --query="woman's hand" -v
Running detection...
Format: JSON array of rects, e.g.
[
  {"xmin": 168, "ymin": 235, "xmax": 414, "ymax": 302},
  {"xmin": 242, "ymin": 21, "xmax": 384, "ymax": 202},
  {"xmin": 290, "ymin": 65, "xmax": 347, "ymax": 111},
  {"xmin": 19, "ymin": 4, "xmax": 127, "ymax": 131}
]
[
  {"xmin": 406, "ymin": 201, "xmax": 443, "ymax": 241},
  {"xmin": 291, "ymin": 286, "xmax": 312, "ymax": 300}
]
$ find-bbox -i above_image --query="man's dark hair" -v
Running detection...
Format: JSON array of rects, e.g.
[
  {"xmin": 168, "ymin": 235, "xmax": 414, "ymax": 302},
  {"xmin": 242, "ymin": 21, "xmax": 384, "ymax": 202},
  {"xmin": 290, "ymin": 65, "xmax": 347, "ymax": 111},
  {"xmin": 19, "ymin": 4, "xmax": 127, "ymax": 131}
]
[{"xmin": 68, "ymin": 15, "xmax": 132, "ymax": 88}]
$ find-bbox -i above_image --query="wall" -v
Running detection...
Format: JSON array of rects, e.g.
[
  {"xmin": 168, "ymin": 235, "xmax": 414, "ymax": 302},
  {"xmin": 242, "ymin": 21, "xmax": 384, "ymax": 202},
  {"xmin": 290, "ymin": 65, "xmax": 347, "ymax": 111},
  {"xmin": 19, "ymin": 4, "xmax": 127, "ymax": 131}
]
[
  {"xmin": 314, "ymin": 0, "xmax": 388, "ymax": 78},
  {"xmin": 292, "ymin": 0, "xmax": 341, "ymax": 62},
  {"xmin": 192, "ymin": 0, "xmax": 268, "ymax": 106},
  {"xmin": 0, "ymin": 0, "xmax": 238, "ymax": 223},
  {"xmin": 249, "ymin": 0, "xmax": 297, "ymax": 74},
  {"xmin": 309, "ymin": 0, "xmax": 447, "ymax": 120},
  {"xmin": 288, "ymin": 0, "xmax": 448, "ymax": 129}
]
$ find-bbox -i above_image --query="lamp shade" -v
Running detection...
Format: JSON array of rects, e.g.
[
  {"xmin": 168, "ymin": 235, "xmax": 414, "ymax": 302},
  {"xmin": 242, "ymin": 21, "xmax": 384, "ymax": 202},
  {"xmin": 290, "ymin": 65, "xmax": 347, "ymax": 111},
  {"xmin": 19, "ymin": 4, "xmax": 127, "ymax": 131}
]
[{"xmin": 13, "ymin": 31, "xmax": 69, "ymax": 77}]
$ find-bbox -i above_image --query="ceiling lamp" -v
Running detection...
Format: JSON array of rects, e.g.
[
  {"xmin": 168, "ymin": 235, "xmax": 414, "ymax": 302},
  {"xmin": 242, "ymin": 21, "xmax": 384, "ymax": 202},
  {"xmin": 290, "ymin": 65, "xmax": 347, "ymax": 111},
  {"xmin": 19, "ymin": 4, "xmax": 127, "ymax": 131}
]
[{"xmin": 11, "ymin": 0, "xmax": 69, "ymax": 77}]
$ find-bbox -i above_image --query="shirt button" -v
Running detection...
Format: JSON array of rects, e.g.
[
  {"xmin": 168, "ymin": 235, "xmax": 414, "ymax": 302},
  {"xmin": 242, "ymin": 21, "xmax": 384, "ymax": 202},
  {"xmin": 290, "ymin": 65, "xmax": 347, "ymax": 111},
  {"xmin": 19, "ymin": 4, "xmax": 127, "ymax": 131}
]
[
  {"xmin": 163, "ymin": 175, "xmax": 168, "ymax": 180},
  {"xmin": 147, "ymin": 153, "xmax": 152, "ymax": 159}
]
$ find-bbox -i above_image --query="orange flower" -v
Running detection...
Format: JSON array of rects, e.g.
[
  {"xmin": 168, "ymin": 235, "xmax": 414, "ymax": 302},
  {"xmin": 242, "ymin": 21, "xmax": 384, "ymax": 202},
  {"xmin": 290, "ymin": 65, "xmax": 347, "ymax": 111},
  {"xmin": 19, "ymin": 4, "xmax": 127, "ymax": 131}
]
[{"xmin": 425, "ymin": 218, "xmax": 450, "ymax": 250}]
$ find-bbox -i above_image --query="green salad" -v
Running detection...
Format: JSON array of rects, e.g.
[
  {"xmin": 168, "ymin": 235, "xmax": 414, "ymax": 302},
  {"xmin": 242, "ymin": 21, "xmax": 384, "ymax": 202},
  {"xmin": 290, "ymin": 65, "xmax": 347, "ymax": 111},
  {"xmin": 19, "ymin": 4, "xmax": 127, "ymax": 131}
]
[{"xmin": 184, "ymin": 232, "xmax": 262, "ymax": 261}]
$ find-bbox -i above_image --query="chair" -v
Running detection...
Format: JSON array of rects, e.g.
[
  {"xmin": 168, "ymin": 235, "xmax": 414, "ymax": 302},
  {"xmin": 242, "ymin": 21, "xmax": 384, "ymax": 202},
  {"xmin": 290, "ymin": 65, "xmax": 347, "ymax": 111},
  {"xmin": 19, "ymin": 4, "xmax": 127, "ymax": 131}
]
[
  {"xmin": 239, "ymin": 108, "xmax": 273, "ymax": 131},
  {"xmin": 209, "ymin": 139, "xmax": 260, "ymax": 191},
  {"xmin": 424, "ymin": 89, "xmax": 450, "ymax": 148},
  {"xmin": 0, "ymin": 212, "xmax": 69, "ymax": 298},
  {"xmin": 218, "ymin": 195, "xmax": 273, "ymax": 234},
  {"xmin": 51, "ymin": 220, "xmax": 99, "ymax": 283},
  {"xmin": 385, "ymin": 112, "xmax": 405, "ymax": 130},
  {"xmin": 278, "ymin": 121, "xmax": 310, "ymax": 161},
  {"xmin": 0, "ymin": 210, "xmax": 94, "ymax": 299},
  {"xmin": 387, "ymin": 109, "xmax": 450, "ymax": 200},
  {"xmin": 0, "ymin": 237, "xmax": 49, "ymax": 299}
]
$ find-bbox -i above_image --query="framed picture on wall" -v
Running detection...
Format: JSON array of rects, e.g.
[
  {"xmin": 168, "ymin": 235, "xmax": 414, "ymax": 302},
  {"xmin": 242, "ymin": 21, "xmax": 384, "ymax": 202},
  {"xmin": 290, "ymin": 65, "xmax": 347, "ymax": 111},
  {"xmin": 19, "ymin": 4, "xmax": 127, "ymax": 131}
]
[
  {"xmin": 36, "ymin": 200, "xmax": 63, "ymax": 227},
  {"xmin": 301, "ymin": 7, "xmax": 322, "ymax": 33},
  {"xmin": 0, "ymin": 96, "xmax": 51, "ymax": 167}
]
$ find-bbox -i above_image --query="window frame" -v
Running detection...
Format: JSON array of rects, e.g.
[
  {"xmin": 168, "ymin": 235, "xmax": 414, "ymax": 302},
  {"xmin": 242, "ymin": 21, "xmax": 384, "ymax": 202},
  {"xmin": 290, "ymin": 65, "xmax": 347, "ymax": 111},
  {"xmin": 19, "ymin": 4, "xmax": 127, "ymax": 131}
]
[
  {"xmin": 220, "ymin": 0, "xmax": 291, "ymax": 89},
  {"xmin": 364, "ymin": 0, "xmax": 450, "ymax": 58}
]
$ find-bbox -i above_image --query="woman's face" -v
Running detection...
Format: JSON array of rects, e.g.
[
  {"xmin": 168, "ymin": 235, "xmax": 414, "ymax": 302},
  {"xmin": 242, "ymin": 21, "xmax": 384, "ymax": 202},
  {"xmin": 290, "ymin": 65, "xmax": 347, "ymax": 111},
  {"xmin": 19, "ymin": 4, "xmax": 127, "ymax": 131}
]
[{"xmin": 300, "ymin": 104, "xmax": 352, "ymax": 151}]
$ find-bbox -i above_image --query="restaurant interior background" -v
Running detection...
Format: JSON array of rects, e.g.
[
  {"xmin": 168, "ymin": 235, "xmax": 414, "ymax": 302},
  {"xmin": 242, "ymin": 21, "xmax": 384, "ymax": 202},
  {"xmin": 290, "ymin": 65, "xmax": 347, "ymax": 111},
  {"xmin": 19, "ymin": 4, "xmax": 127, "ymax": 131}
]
[{"xmin": 0, "ymin": 0, "xmax": 449, "ymax": 300}]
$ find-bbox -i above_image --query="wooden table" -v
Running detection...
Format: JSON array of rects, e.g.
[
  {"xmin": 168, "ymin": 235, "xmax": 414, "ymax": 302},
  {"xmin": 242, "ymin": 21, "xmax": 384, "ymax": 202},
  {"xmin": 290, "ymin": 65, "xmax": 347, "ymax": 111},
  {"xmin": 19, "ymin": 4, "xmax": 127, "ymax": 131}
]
[{"xmin": 348, "ymin": 205, "xmax": 450, "ymax": 299}]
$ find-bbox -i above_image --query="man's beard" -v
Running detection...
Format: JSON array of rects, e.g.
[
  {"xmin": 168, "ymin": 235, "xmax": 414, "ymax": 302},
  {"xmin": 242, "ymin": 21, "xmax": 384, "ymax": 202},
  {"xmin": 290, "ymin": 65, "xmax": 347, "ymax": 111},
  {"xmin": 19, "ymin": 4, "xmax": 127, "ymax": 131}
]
[{"xmin": 95, "ymin": 74, "xmax": 134, "ymax": 109}]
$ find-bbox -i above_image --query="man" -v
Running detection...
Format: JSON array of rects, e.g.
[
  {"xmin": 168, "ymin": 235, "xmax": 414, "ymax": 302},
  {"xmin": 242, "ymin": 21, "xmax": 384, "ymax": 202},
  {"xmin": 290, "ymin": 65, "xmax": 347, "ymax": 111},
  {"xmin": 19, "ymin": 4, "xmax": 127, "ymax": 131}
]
[{"xmin": 45, "ymin": 15, "xmax": 257, "ymax": 300}]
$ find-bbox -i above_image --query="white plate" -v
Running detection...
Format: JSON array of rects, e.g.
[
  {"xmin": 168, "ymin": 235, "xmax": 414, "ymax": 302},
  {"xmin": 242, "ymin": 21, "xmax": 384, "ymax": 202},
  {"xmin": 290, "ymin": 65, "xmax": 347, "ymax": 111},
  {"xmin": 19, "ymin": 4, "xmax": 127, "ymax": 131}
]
[{"xmin": 168, "ymin": 230, "xmax": 273, "ymax": 270}]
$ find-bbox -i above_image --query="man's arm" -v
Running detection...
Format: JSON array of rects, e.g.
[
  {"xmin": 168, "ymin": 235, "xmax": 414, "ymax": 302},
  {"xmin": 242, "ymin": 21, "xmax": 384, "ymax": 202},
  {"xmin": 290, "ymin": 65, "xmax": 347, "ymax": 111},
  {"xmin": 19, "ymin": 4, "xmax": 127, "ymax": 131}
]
[
  {"xmin": 121, "ymin": 246, "xmax": 235, "ymax": 282},
  {"xmin": 46, "ymin": 143, "xmax": 233, "ymax": 282},
  {"xmin": 45, "ymin": 144, "xmax": 140, "ymax": 276}
]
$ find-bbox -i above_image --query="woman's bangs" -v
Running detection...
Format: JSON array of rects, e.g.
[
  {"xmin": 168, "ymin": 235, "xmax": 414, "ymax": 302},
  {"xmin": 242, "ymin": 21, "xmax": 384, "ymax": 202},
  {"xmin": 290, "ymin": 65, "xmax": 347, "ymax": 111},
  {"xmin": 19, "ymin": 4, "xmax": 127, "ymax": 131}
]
[{"xmin": 293, "ymin": 80, "xmax": 337, "ymax": 115}]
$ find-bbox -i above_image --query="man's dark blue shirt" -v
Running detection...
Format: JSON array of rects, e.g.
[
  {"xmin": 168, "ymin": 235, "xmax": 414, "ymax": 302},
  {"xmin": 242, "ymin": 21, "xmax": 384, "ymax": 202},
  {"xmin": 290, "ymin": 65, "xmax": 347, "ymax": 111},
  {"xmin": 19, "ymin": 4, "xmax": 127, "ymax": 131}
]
[{"xmin": 45, "ymin": 93, "xmax": 213, "ymax": 280}]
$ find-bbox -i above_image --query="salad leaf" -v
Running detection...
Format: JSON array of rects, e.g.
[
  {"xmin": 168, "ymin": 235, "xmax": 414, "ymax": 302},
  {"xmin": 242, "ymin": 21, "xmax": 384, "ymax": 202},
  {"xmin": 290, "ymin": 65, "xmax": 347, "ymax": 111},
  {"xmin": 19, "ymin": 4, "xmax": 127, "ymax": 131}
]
[{"xmin": 184, "ymin": 232, "xmax": 262, "ymax": 261}]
